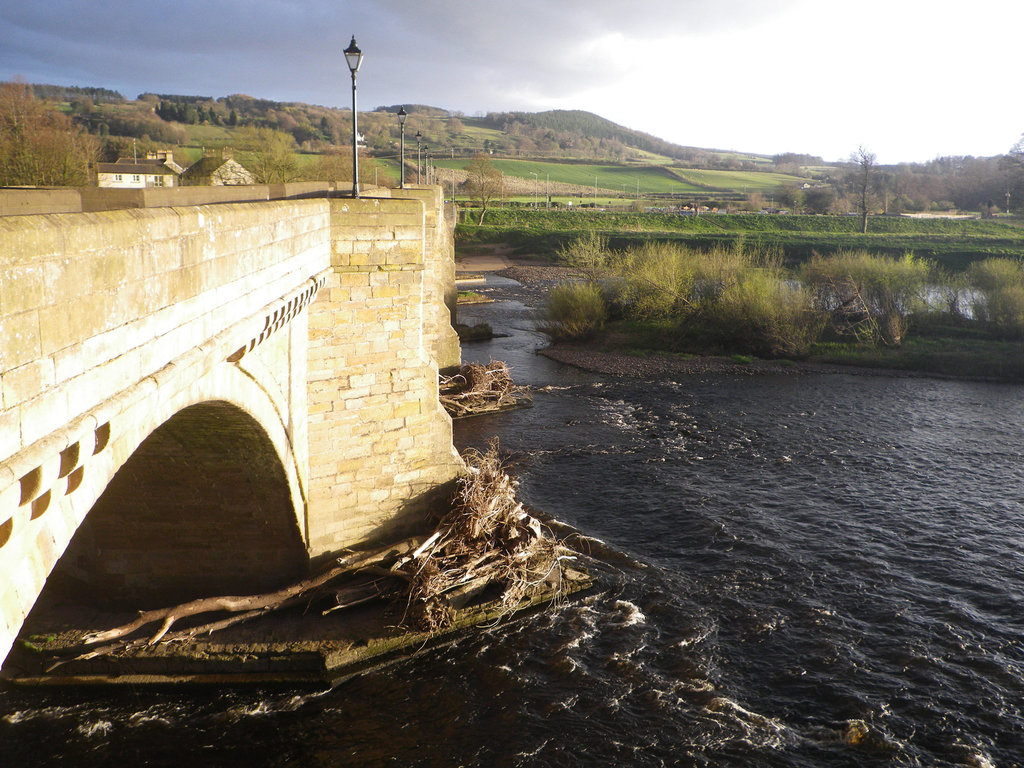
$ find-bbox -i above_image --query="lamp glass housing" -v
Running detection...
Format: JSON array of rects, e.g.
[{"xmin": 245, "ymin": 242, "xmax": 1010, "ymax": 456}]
[{"xmin": 344, "ymin": 36, "xmax": 363, "ymax": 73}]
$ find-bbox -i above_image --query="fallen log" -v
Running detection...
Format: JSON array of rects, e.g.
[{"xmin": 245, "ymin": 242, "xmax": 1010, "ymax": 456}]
[{"xmin": 79, "ymin": 537, "xmax": 423, "ymax": 647}]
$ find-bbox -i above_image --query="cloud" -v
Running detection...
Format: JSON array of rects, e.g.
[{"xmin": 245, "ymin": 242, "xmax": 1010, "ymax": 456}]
[{"xmin": 3, "ymin": 0, "xmax": 1024, "ymax": 161}]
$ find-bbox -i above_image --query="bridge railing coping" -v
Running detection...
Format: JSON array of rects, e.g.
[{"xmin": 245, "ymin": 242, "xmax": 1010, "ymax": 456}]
[{"xmin": 0, "ymin": 183, "xmax": 403, "ymax": 217}]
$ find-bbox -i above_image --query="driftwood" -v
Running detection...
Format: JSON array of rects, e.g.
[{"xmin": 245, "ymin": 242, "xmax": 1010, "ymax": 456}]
[
  {"xmin": 400, "ymin": 439, "xmax": 574, "ymax": 632},
  {"xmin": 77, "ymin": 538, "xmax": 423, "ymax": 649},
  {"xmin": 439, "ymin": 361, "xmax": 531, "ymax": 418},
  {"xmin": 47, "ymin": 443, "xmax": 573, "ymax": 662}
]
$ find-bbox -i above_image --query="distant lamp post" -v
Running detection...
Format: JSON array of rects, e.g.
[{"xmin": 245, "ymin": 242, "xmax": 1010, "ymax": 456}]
[
  {"xmin": 343, "ymin": 35, "xmax": 364, "ymax": 197},
  {"xmin": 397, "ymin": 106, "xmax": 407, "ymax": 188},
  {"xmin": 530, "ymin": 171, "xmax": 538, "ymax": 208},
  {"xmin": 415, "ymin": 131, "xmax": 422, "ymax": 184}
]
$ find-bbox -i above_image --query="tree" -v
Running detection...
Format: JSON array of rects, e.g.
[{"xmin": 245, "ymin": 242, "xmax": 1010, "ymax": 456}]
[
  {"xmin": 463, "ymin": 153, "xmax": 502, "ymax": 224},
  {"xmin": 0, "ymin": 80, "xmax": 97, "ymax": 186},
  {"xmin": 850, "ymin": 145, "xmax": 877, "ymax": 233},
  {"xmin": 803, "ymin": 187, "xmax": 834, "ymax": 214},
  {"xmin": 775, "ymin": 183, "xmax": 805, "ymax": 212},
  {"xmin": 237, "ymin": 126, "xmax": 299, "ymax": 183},
  {"xmin": 308, "ymin": 147, "xmax": 379, "ymax": 186}
]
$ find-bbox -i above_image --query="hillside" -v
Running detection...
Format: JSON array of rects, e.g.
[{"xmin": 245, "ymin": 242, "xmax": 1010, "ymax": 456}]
[
  {"xmin": 33, "ymin": 80, "xmax": 788, "ymax": 171},
  {"xmin": 14, "ymin": 80, "xmax": 1022, "ymax": 213},
  {"xmin": 467, "ymin": 109, "xmax": 786, "ymax": 170}
]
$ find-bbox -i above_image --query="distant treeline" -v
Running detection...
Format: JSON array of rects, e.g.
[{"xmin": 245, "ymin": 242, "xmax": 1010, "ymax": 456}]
[{"xmin": 31, "ymin": 83, "xmax": 125, "ymax": 103}]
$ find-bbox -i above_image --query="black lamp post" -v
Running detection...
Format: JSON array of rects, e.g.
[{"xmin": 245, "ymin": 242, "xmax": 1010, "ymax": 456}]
[
  {"xmin": 415, "ymin": 131, "xmax": 422, "ymax": 184},
  {"xmin": 343, "ymin": 35, "xmax": 363, "ymax": 197},
  {"xmin": 397, "ymin": 106, "xmax": 407, "ymax": 188}
]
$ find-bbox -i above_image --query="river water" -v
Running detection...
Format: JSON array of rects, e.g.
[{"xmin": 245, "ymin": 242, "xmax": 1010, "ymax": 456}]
[{"xmin": 2, "ymin": 274, "xmax": 1024, "ymax": 766}]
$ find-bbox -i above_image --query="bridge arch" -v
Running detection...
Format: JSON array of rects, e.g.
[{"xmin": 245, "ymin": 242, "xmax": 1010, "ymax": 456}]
[
  {"xmin": 2, "ymin": 355, "xmax": 310, "ymax": 629},
  {"xmin": 52, "ymin": 399, "xmax": 307, "ymax": 607}
]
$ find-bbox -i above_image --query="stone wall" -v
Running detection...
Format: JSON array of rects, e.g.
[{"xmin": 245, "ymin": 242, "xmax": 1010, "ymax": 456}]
[
  {"xmin": 0, "ymin": 183, "xmax": 389, "ymax": 217},
  {"xmin": 393, "ymin": 186, "xmax": 461, "ymax": 372},
  {"xmin": 0, "ymin": 189, "xmax": 82, "ymax": 217},
  {"xmin": 304, "ymin": 197, "xmax": 463, "ymax": 559}
]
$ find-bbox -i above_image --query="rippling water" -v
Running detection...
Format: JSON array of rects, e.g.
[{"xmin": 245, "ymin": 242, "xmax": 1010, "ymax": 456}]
[{"xmin": 2, "ymin": 274, "xmax": 1024, "ymax": 766}]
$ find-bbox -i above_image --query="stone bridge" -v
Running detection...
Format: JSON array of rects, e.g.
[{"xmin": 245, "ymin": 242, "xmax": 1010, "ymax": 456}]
[{"xmin": 0, "ymin": 186, "xmax": 465, "ymax": 666}]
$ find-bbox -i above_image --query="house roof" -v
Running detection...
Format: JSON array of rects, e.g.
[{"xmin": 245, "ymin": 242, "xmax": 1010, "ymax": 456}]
[
  {"xmin": 96, "ymin": 162, "xmax": 177, "ymax": 175},
  {"xmin": 181, "ymin": 156, "xmax": 252, "ymax": 180}
]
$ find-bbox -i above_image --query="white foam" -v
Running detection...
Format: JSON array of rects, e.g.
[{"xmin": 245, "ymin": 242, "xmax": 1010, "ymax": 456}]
[
  {"xmin": 76, "ymin": 719, "xmax": 113, "ymax": 739},
  {"xmin": 611, "ymin": 600, "xmax": 647, "ymax": 627}
]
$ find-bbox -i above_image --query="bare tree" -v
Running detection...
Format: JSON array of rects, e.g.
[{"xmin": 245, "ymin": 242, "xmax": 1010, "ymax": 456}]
[
  {"xmin": 850, "ymin": 145, "xmax": 877, "ymax": 233},
  {"xmin": 0, "ymin": 80, "xmax": 97, "ymax": 186},
  {"xmin": 237, "ymin": 126, "xmax": 300, "ymax": 183},
  {"xmin": 463, "ymin": 153, "xmax": 503, "ymax": 224}
]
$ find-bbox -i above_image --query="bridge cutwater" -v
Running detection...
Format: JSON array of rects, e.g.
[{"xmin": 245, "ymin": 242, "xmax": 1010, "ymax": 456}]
[{"xmin": 0, "ymin": 183, "xmax": 464, "ymax": 667}]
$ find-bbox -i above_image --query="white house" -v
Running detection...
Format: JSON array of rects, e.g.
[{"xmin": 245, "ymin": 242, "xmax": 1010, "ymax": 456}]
[{"xmin": 96, "ymin": 151, "xmax": 181, "ymax": 188}]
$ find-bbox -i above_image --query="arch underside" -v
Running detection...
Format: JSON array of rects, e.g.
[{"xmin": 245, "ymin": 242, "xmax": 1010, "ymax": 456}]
[{"xmin": 50, "ymin": 401, "xmax": 307, "ymax": 608}]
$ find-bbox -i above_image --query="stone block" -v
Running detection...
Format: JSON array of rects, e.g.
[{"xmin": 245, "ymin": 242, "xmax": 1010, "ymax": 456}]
[
  {"xmin": 0, "ymin": 311, "xmax": 42, "ymax": 371},
  {"xmin": 0, "ymin": 262, "xmax": 46, "ymax": 316},
  {"xmin": 0, "ymin": 406, "xmax": 20, "ymax": 459},
  {"xmin": 18, "ymin": 387, "xmax": 70, "ymax": 448},
  {"xmin": 1, "ymin": 358, "xmax": 55, "ymax": 408}
]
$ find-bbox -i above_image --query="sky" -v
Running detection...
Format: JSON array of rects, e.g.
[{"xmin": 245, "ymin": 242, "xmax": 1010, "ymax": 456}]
[{"xmin": 2, "ymin": 0, "xmax": 1023, "ymax": 164}]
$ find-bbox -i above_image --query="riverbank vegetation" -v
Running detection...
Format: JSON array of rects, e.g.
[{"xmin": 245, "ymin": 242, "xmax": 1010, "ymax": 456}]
[{"xmin": 537, "ymin": 233, "xmax": 1024, "ymax": 380}]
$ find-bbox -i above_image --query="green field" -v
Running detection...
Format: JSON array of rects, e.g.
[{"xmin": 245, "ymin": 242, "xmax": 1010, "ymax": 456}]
[
  {"xmin": 431, "ymin": 155, "xmax": 810, "ymax": 199},
  {"xmin": 669, "ymin": 167, "xmax": 809, "ymax": 193},
  {"xmin": 456, "ymin": 209, "xmax": 1024, "ymax": 270}
]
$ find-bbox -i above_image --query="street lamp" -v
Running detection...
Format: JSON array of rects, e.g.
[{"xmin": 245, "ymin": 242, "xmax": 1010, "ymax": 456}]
[
  {"xmin": 530, "ymin": 171, "xmax": 538, "ymax": 209},
  {"xmin": 415, "ymin": 131, "xmax": 422, "ymax": 184},
  {"xmin": 397, "ymin": 106, "xmax": 407, "ymax": 188},
  {"xmin": 343, "ymin": 35, "xmax": 363, "ymax": 197}
]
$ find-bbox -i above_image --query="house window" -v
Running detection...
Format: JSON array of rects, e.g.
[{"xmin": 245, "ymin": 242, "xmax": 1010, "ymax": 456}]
[
  {"xmin": 132, "ymin": 175, "xmax": 140, "ymax": 182},
  {"xmin": 152, "ymin": 176, "xmax": 164, "ymax": 187},
  {"xmin": 114, "ymin": 174, "xmax": 123, "ymax": 182}
]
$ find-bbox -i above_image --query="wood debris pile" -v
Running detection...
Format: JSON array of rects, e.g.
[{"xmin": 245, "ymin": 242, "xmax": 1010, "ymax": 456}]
[
  {"xmin": 439, "ymin": 361, "xmax": 531, "ymax": 418},
  {"xmin": 38, "ymin": 443, "xmax": 575, "ymax": 665},
  {"xmin": 401, "ymin": 440, "xmax": 573, "ymax": 631}
]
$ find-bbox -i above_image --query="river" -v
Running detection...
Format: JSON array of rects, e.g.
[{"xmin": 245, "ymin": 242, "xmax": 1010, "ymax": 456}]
[{"xmin": 2, "ymin": 272, "xmax": 1023, "ymax": 766}]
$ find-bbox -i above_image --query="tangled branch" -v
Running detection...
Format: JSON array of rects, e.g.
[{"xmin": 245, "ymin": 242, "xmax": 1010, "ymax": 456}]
[{"xmin": 439, "ymin": 361, "xmax": 531, "ymax": 418}]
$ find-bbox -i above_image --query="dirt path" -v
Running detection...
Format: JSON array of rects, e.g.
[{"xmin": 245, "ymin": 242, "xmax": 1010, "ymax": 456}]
[{"xmin": 456, "ymin": 244, "xmax": 516, "ymax": 273}]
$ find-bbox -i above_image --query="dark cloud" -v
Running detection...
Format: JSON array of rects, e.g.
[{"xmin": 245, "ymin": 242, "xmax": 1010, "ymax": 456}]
[{"xmin": 0, "ymin": 1, "xmax": 773, "ymax": 105}]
